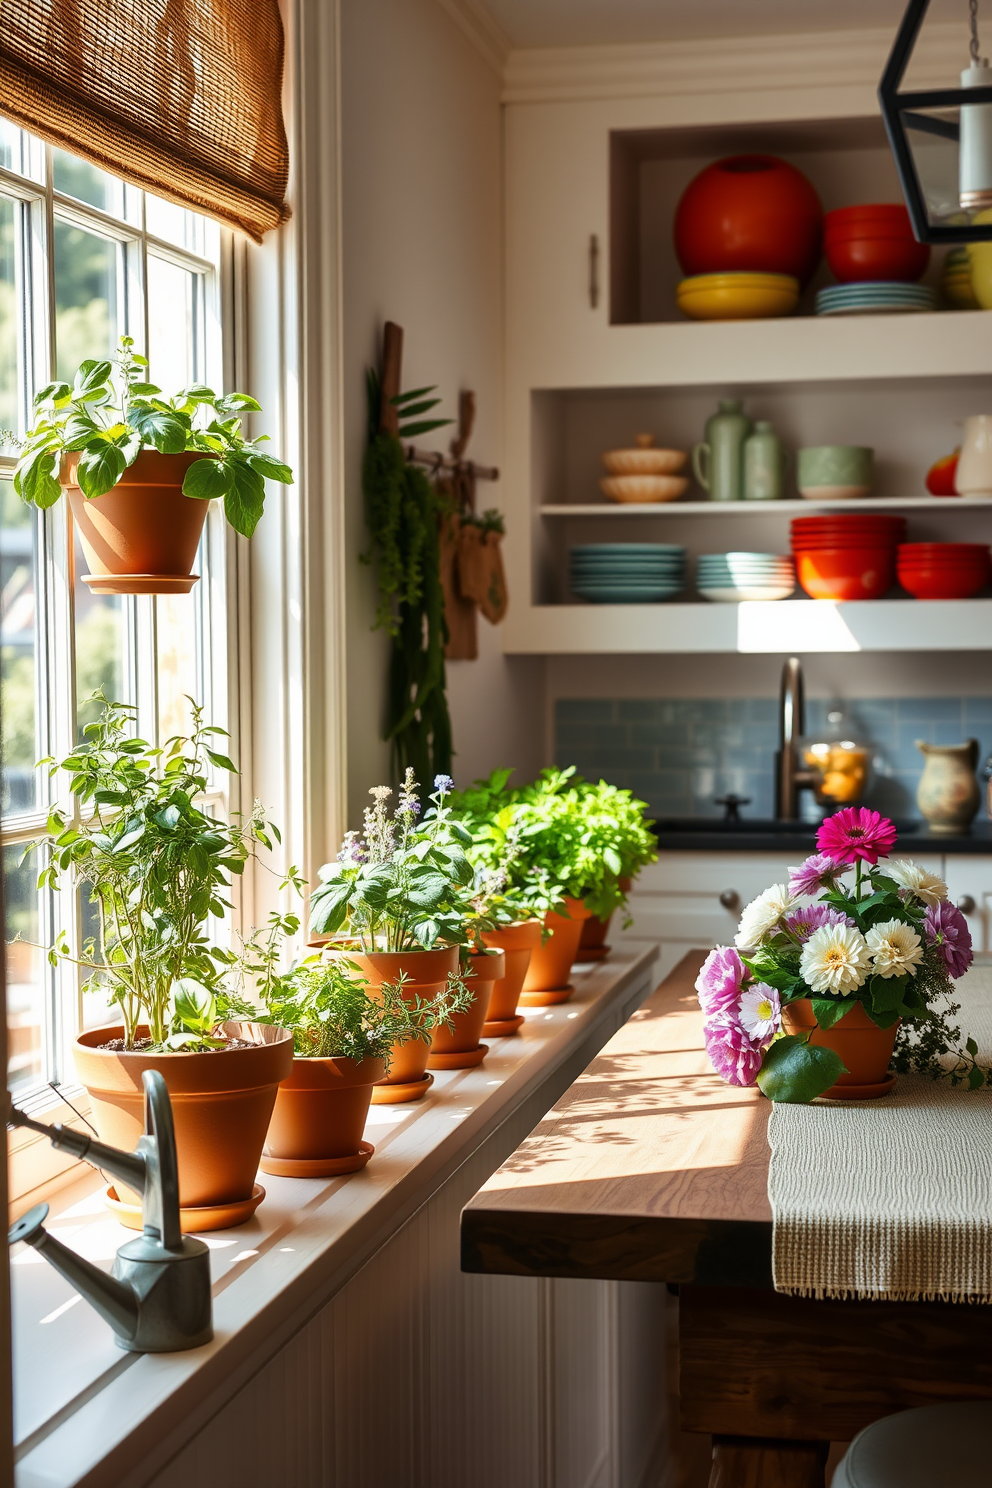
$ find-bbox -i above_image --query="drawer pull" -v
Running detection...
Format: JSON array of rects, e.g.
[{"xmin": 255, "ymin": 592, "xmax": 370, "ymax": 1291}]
[
  {"xmin": 719, "ymin": 889, "xmax": 740, "ymax": 911},
  {"xmin": 957, "ymin": 894, "xmax": 977, "ymax": 915}
]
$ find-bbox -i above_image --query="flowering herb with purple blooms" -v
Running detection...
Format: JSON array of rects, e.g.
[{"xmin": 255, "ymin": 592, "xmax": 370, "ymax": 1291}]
[
  {"xmin": 696, "ymin": 807, "xmax": 988, "ymax": 1103},
  {"xmin": 309, "ymin": 770, "xmax": 479, "ymax": 952}
]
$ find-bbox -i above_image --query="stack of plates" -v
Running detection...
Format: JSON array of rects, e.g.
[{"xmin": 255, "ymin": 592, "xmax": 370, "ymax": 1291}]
[
  {"xmin": 696, "ymin": 552, "xmax": 795, "ymax": 602},
  {"xmin": 815, "ymin": 282, "xmax": 936, "ymax": 316},
  {"xmin": 569, "ymin": 544, "xmax": 686, "ymax": 603}
]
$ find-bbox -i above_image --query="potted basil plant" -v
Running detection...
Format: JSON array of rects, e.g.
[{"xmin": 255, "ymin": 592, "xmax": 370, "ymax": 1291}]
[
  {"xmin": 571, "ymin": 778, "xmax": 657, "ymax": 961},
  {"xmin": 13, "ymin": 336, "xmax": 292, "ymax": 595},
  {"xmin": 38, "ymin": 693, "xmax": 296, "ymax": 1230}
]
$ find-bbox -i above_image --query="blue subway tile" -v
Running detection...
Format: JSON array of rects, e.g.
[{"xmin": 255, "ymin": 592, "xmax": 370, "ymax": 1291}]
[
  {"xmin": 555, "ymin": 699, "xmax": 614, "ymax": 724},
  {"xmin": 895, "ymin": 697, "xmax": 964, "ymax": 726}
]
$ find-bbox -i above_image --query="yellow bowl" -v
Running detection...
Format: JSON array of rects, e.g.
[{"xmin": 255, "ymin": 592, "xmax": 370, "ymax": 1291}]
[
  {"xmin": 602, "ymin": 446, "xmax": 688, "ymax": 476},
  {"xmin": 677, "ymin": 271, "xmax": 799, "ymax": 321},
  {"xmin": 599, "ymin": 474, "xmax": 689, "ymax": 504},
  {"xmin": 966, "ymin": 210, "xmax": 992, "ymax": 308}
]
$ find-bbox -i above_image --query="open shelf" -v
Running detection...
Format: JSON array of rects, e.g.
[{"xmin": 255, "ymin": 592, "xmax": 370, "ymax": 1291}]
[
  {"xmin": 502, "ymin": 599, "xmax": 992, "ymax": 656},
  {"xmin": 541, "ymin": 498, "xmax": 992, "ymax": 517}
]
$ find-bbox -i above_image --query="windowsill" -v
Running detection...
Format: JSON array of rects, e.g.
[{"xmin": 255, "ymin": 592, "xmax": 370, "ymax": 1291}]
[{"xmin": 12, "ymin": 945, "xmax": 658, "ymax": 1488}]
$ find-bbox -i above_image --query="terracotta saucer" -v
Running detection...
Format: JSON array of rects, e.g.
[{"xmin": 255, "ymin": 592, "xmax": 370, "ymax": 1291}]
[
  {"xmin": 575, "ymin": 946, "xmax": 610, "ymax": 963},
  {"xmin": 104, "ymin": 1181, "xmax": 265, "ymax": 1232},
  {"xmin": 821, "ymin": 1073, "xmax": 897, "ymax": 1101},
  {"xmin": 370, "ymin": 1072, "xmax": 434, "ymax": 1104},
  {"xmin": 260, "ymin": 1141, "xmax": 374, "ymax": 1178},
  {"xmin": 519, "ymin": 986, "xmax": 574, "ymax": 1006},
  {"xmin": 427, "ymin": 1044, "xmax": 488, "ymax": 1071},
  {"xmin": 482, "ymin": 1014, "xmax": 525, "ymax": 1037},
  {"xmin": 81, "ymin": 573, "xmax": 199, "ymax": 595}
]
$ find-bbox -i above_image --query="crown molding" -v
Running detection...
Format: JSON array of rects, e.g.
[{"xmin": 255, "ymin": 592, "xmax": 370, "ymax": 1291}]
[
  {"xmin": 502, "ymin": 22, "xmax": 966, "ymax": 106},
  {"xmin": 433, "ymin": 0, "xmax": 510, "ymax": 76}
]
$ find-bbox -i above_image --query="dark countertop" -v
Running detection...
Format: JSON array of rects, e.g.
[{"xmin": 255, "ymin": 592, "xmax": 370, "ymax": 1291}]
[{"xmin": 653, "ymin": 818, "xmax": 992, "ymax": 854}]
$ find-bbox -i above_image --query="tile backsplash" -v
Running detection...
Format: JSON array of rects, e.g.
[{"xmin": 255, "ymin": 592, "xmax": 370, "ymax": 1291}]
[{"xmin": 555, "ymin": 696, "xmax": 992, "ymax": 822}]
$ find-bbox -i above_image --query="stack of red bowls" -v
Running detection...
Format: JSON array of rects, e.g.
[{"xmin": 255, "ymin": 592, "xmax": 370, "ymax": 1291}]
[
  {"xmin": 791, "ymin": 515, "xmax": 907, "ymax": 600},
  {"xmin": 823, "ymin": 204, "xmax": 930, "ymax": 283},
  {"xmin": 896, "ymin": 543, "xmax": 991, "ymax": 599}
]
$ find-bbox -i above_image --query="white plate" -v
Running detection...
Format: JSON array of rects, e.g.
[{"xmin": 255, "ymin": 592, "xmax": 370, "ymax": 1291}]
[{"xmin": 698, "ymin": 585, "xmax": 795, "ymax": 602}]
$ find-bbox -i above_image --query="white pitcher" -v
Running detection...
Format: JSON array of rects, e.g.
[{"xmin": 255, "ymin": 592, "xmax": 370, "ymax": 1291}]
[{"xmin": 955, "ymin": 415, "xmax": 992, "ymax": 496}]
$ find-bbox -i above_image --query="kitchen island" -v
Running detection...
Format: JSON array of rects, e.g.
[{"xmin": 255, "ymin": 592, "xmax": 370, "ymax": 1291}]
[{"xmin": 461, "ymin": 952, "xmax": 992, "ymax": 1487}]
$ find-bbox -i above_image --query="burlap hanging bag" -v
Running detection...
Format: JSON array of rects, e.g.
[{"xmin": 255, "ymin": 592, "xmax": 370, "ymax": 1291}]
[
  {"xmin": 439, "ymin": 509, "xmax": 478, "ymax": 660},
  {"xmin": 457, "ymin": 525, "xmax": 508, "ymax": 624}
]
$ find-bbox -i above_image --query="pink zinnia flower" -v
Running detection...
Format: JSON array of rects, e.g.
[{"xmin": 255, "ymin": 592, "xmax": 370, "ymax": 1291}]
[
  {"xmin": 703, "ymin": 1010, "xmax": 764, "ymax": 1087},
  {"xmin": 924, "ymin": 901, "xmax": 974, "ymax": 979},
  {"xmin": 785, "ymin": 904, "xmax": 855, "ymax": 942},
  {"xmin": 816, "ymin": 807, "xmax": 897, "ymax": 866},
  {"xmin": 695, "ymin": 946, "xmax": 747, "ymax": 1018},
  {"xmin": 787, "ymin": 852, "xmax": 848, "ymax": 898}
]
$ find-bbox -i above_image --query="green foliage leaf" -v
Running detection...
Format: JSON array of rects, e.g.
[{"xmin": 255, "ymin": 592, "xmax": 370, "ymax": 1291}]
[
  {"xmin": 33, "ymin": 380, "xmax": 71, "ymax": 408},
  {"xmin": 396, "ymin": 418, "xmax": 453, "ymax": 437},
  {"xmin": 15, "ymin": 448, "xmax": 61, "ymax": 507},
  {"xmin": 224, "ymin": 459, "xmax": 265, "ymax": 537},
  {"xmin": 246, "ymin": 451, "xmax": 293, "ymax": 484},
  {"xmin": 811, "ymin": 996, "xmax": 858, "ymax": 1029},
  {"xmin": 206, "ymin": 749, "xmax": 238, "ymax": 772},
  {"xmin": 756, "ymin": 1034, "xmax": 847, "ymax": 1104},
  {"xmin": 74, "ymin": 359, "xmax": 113, "ymax": 395},
  {"xmin": 182, "ymin": 458, "xmax": 232, "ymax": 500},
  {"xmin": 215, "ymin": 392, "xmax": 261, "ymax": 415},
  {"xmin": 127, "ymin": 404, "xmax": 188, "ymax": 453},
  {"xmin": 171, "ymin": 978, "xmax": 216, "ymax": 1034},
  {"xmin": 76, "ymin": 441, "xmax": 128, "ymax": 498}
]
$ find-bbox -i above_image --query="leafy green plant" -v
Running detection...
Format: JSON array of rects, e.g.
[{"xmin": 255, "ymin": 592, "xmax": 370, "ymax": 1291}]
[
  {"xmin": 12, "ymin": 336, "xmax": 292, "ymax": 538},
  {"xmin": 36, "ymin": 692, "xmax": 297, "ymax": 1050},
  {"xmin": 259, "ymin": 958, "xmax": 414, "ymax": 1062},
  {"xmin": 361, "ymin": 371, "xmax": 452, "ymax": 784},
  {"xmin": 309, "ymin": 770, "xmax": 477, "ymax": 952}
]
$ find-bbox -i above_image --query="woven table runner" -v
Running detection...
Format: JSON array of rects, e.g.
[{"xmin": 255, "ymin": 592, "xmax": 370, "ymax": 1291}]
[{"xmin": 768, "ymin": 967, "xmax": 992, "ymax": 1302}]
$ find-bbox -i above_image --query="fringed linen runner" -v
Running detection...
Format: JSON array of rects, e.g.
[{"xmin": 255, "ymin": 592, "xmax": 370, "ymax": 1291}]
[{"xmin": 769, "ymin": 967, "xmax": 992, "ymax": 1302}]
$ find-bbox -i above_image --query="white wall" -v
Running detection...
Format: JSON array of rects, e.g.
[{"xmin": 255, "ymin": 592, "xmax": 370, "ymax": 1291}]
[{"xmin": 339, "ymin": 0, "xmax": 544, "ymax": 827}]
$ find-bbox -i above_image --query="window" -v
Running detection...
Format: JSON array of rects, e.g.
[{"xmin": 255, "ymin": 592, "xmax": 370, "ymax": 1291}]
[{"xmin": 0, "ymin": 128, "xmax": 233, "ymax": 1098}]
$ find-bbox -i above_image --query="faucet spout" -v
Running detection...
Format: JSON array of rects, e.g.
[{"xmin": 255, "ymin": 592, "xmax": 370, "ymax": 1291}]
[
  {"xmin": 10, "ymin": 1204, "xmax": 138, "ymax": 1344},
  {"xmin": 775, "ymin": 656, "xmax": 820, "ymax": 820}
]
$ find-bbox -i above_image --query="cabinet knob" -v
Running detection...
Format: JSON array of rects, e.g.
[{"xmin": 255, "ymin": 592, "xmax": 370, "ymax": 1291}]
[
  {"xmin": 719, "ymin": 889, "xmax": 740, "ymax": 911},
  {"xmin": 957, "ymin": 894, "xmax": 977, "ymax": 916}
]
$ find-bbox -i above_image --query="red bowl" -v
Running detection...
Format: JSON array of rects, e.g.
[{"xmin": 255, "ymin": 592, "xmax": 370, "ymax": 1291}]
[
  {"xmin": 674, "ymin": 154, "xmax": 823, "ymax": 284},
  {"xmin": 897, "ymin": 567, "xmax": 988, "ymax": 599},
  {"xmin": 791, "ymin": 518, "xmax": 906, "ymax": 545},
  {"xmin": 791, "ymin": 531, "xmax": 905, "ymax": 551},
  {"xmin": 826, "ymin": 236, "xmax": 930, "ymax": 283},
  {"xmin": 795, "ymin": 547, "xmax": 895, "ymax": 600},
  {"xmin": 897, "ymin": 542, "xmax": 990, "ymax": 559},
  {"xmin": 824, "ymin": 204, "xmax": 917, "ymax": 231}
]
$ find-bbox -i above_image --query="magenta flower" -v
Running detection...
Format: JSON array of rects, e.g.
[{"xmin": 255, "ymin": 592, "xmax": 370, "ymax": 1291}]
[
  {"xmin": 787, "ymin": 852, "xmax": 848, "ymax": 898},
  {"xmin": 924, "ymin": 900, "xmax": 974, "ymax": 979},
  {"xmin": 703, "ymin": 1011, "xmax": 764, "ymax": 1087},
  {"xmin": 816, "ymin": 807, "xmax": 897, "ymax": 866},
  {"xmin": 695, "ymin": 946, "xmax": 747, "ymax": 1018},
  {"xmin": 785, "ymin": 903, "xmax": 855, "ymax": 942}
]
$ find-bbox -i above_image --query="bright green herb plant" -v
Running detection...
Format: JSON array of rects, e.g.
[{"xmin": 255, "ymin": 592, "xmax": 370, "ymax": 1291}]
[
  {"xmin": 36, "ymin": 693, "xmax": 298, "ymax": 1050},
  {"xmin": 258, "ymin": 958, "xmax": 415, "ymax": 1063},
  {"xmin": 13, "ymin": 336, "xmax": 292, "ymax": 538}
]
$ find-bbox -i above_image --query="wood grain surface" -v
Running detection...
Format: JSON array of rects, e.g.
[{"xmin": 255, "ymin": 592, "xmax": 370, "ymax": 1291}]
[{"xmin": 461, "ymin": 950, "xmax": 774, "ymax": 1285}]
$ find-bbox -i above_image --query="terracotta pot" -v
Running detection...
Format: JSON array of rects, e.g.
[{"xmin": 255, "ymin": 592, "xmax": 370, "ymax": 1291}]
[
  {"xmin": 74, "ymin": 1021, "xmax": 294, "ymax": 1228},
  {"xmin": 428, "ymin": 948, "xmax": 505, "ymax": 1069},
  {"xmin": 520, "ymin": 898, "xmax": 592, "ymax": 1006},
  {"xmin": 577, "ymin": 877, "xmax": 632, "ymax": 962},
  {"xmin": 261, "ymin": 1054, "xmax": 385, "ymax": 1176},
  {"xmin": 325, "ymin": 945, "xmax": 458, "ymax": 1103},
  {"xmin": 782, "ymin": 999, "xmax": 900, "ymax": 1098},
  {"xmin": 481, "ymin": 921, "xmax": 542, "ymax": 1035},
  {"xmin": 62, "ymin": 449, "xmax": 214, "ymax": 595}
]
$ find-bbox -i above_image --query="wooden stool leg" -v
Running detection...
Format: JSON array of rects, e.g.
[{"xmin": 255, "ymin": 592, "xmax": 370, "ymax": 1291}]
[{"xmin": 708, "ymin": 1435, "xmax": 828, "ymax": 1488}]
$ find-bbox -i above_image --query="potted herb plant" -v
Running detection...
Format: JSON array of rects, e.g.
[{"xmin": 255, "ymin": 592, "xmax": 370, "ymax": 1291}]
[
  {"xmin": 13, "ymin": 336, "xmax": 292, "ymax": 595},
  {"xmin": 40, "ymin": 694, "xmax": 295, "ymax": 1230},
  {"xmin": 258, "ymin": 959, "xmax": 412, "ymax": 1175},
  {"xmin": 572, "ymin": 780, "xmax": 657, "ymax": 962},
  {"xmin": 308, "ymin": 771, "xmax": 474, "ymax": 1101},
  {"xmin": 696, "ymin": 808, "xmax": 989, "ymax": 1102}
]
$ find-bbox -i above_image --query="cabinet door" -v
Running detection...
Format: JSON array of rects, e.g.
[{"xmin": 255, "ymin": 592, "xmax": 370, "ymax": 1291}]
[{"xmin": 941, "ymin": 856, "xmax": 992, "ymax": 955}]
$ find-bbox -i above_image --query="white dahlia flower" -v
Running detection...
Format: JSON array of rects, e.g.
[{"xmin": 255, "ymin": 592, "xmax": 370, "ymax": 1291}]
[
  {"xmin": 734, "ymin": 884, "xmax": 796, "ymax": 951},
  {"xmin": 884, "ymin": 859, "xmax": 948, "ymax": 907},
  {"xmin": 865, "ymin": 918, "xmax": 924, "ymax": 979},
  {"xmin": 800, "ymin": 922, "xmax": 871, "ymax": 995}
]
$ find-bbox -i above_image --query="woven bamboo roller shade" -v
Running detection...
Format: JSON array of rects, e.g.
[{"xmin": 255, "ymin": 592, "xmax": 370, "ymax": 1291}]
[{"xmin": 0, "ymin": 0, "xmax": 290, "ymax": 242}]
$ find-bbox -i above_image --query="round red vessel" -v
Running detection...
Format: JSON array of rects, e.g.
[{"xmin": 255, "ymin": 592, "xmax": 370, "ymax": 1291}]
[
  {"xmin": 824, "ymin": 204, "xmax": 929, "ymax": 284},
  {"xmin": 674, "ymin": 155, "xmax": 823, "ymax": 284},
  {"xmin": 795, "ymin": 547, "xmax": 896, "ymax": 600}
]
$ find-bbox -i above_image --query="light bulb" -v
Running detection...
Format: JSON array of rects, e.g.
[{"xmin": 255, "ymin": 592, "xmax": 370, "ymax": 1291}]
[{"xmin": 959, "ymin": 59, "xmax": 992, "ymax": 210}]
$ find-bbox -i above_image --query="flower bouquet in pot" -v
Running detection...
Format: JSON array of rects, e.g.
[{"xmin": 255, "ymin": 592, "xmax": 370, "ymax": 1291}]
[
  {"xmin": 697, "ymin": 807, "xmax": 989, "ymax": 1103},
  {"xmin": 258, "ymin": 958, "xmax": 413, "ymax": 1176},
  {"xmin": 308, "ymin": 771, "xmax": 474, "ymax": 1102},
  {"xmin": 38, "ymin": 695, "xmax": 297, "ymax": 1230},
  {"xmin": 11, "ymin": 336, "xmax": 292, "ymax": 595}
]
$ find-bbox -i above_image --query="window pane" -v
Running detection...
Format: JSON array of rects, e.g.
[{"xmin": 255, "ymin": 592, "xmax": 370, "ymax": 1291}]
[
  {"xmin": 148, "ymin": 254, "xmax": 197, "ymax": 393},
  {"xmin": 1, "ymin": 481, "xmax": 38, "ymax": 813},
  {"xmin": 0, "ymin": 121, "xmax": 33, "ymax": 180},
  {"xmin": 52, "ymin": 148, "xmax": 124, "ymax": 219},
  {"xmin": 5, "ymin": 842, "xmax": 45, "ymax": 1092},
  {"xmin": 53, "ymin": 220, "xmax": 120, "ymax": 382},
  {"xmin": 74, "ymin": 526, "xmax": 124, "ymax": 735},
  {"xmin": 79, "ymin": 888, "xmax": 115, "ymax": 1031},
  {"xmin": 157, "ymin": 591, "xmax": 201, "ymax": 744},
  {"xmin": 145, "ymin": 195, "xmax": 218, "ymax": 261},
  {"xmin": 0, "ymin": 195, "xmax": 19, "ymax": 431}
]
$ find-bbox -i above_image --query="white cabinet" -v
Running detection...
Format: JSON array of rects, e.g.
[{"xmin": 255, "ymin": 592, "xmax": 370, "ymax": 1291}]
[{"xmin": 941, "ymin": 857, "xmax": 992, "ymax": 954}]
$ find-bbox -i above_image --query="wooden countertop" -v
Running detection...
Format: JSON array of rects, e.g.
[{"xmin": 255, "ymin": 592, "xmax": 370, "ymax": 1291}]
[{"xmin": 461, "ymin": 949, "xmax": 775, "ymax": 1288}]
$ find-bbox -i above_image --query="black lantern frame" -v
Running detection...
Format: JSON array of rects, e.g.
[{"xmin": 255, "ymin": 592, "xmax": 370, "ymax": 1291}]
[{"xmin": 880, "ymin": 0, "xmax": 992, "ymax": 242}]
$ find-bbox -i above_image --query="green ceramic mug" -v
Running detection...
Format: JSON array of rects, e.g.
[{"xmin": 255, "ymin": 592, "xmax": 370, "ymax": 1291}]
[{"xmin": 797, "ymin": 445, "xmax": 874, "ymax": 499}]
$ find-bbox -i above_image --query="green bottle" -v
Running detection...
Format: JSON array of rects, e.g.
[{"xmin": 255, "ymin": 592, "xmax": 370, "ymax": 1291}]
[
  {"xmin": 691, "ymin": 400, "xmax": 752, "ymax": 502},
  {"xmin": 743, "ymin": 420, "xmax": 785, "ymax": 501}
]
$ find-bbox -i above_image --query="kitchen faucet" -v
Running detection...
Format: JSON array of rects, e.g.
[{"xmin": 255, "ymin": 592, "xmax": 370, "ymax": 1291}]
[
  {"xmin": 7, "ymin": 1069, "xmax": 212, "ymax": 1352},
  {"xmin": 775, "ymin": 656, "xmax": 819, "ymax": 820}
]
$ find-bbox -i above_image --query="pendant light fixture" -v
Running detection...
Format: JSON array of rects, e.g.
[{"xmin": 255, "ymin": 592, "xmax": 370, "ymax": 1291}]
[{"xmin": 880, "ymin": 0, "xmax": 992, "ymax": 241}]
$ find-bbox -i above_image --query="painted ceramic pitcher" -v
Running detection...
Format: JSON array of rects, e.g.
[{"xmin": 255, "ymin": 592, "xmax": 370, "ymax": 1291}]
[{"xmin": 916, "ymin": 739, "xmax": 981, "ymax": 833}]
